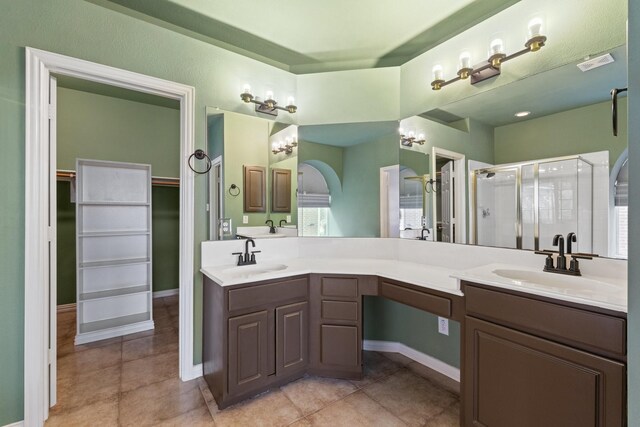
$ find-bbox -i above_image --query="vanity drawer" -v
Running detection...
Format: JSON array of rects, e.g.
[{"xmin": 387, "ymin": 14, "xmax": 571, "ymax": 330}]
[
  {"xmin": 379, "ymin": 280, "xmax": 451, "ymax": 318},
  {"xmin": 228, "ymin": 277, "xmax": 308, "ymax": 312},
  {"xmin": 321, "ymin": 277, "xmax": 358, "ymax": 299},
  {"xmin": 322, "ymin": 300, "xmax": 359, "ymax": 322},
  {"xmin": 464, "ymin": 284, "xmax": 626, "ymax": 358}
]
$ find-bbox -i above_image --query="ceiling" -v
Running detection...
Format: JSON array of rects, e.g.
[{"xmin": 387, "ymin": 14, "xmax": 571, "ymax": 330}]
[{"xmin": 99, "ymin": 0, "xmax": 520, "ymax": 74}]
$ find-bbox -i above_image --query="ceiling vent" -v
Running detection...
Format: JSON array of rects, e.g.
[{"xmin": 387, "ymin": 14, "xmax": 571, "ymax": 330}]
[{"xmin": 577, "ymin": 53, "xmax": 614, "ymax": 72}]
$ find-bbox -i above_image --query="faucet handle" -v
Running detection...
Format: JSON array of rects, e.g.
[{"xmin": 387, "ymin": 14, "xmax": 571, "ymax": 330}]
[
  {"xmin": 535, "ymin": 250, "xmax": 555, "ymax": 271},
  {"xmin": 571, "ymin": 254, "xmax": 593, "ymax": 260}
]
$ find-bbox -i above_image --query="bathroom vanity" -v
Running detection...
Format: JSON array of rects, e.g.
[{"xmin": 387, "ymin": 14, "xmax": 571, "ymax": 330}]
[{"xmin": 201, "ymin": 238, "xmax": 627, "ymax": 425}]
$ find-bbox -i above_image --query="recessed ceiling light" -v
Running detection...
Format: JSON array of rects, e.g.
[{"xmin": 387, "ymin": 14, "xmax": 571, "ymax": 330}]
[{"xmin": 515, "ymin": 111, "xmax": 531, "ymax": 117}]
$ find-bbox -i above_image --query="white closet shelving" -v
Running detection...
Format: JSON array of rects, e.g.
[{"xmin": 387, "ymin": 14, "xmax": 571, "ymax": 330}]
[{"xmin": 75, "ymin": 159, "xmax": 154, "ymax": 345}]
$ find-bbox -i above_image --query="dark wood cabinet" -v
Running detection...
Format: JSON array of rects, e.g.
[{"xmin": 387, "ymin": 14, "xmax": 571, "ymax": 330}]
[
  {"xmin": 228, "ymin": 310, "xmax": 270, "ymax": 395},
  {"xmin": 243, "ymin": 165, "xmax": 266, "ymax": 212},
  {"xmin": 203, "ymin": 275, "xmax": 309, "ymax": 409},
  {"xmin": 463, "ymin": 282, "xmax": 627, "ymax": 427},
  {"xmin": 276, "ymin": 301, "xmax": 308, "ymax": 378},
  {"xmin": 271, "ymin": 168, "xmax": 291, "ymax": 213}
]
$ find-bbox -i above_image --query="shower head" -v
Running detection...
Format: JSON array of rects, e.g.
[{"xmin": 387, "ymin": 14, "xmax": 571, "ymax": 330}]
[{"xmin": 485, "ymin": 172, "xmax": 495, "ymax": 178}]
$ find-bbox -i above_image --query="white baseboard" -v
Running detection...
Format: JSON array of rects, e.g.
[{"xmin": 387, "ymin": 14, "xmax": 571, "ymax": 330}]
[
  {"xmin": 153, "ymin": 288, "xmax": 179, "ymax": 298},
  {"xmin": 75, "ymin": 320, "xmax": 155, "ymax": 345},
  {"xmin": 363, "ymin": 339, "xmax": 460, "ymax": 382},
  {"xmin": 2, "ymin": 421, "xmax": 24, "ymax": 427},
  {"xmin": 182, "ymin": 363, "xmax": 203, "ymax": 381},
  {"xmin": 56, "ymin": 303, "xmax": 76, "ymax": 313}
]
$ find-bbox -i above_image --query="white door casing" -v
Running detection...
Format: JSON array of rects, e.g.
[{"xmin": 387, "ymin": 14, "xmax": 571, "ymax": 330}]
[
  {"xmin": 441, "ymin": 161, "xmax": 454, "ymax": 243},
  {"xmin": 48, "ymin": 75, "xmax": 58, "ymax": 408},
  {"xmin": 25, "ymin": 47, "xmax": 197, "ymax": 427}
]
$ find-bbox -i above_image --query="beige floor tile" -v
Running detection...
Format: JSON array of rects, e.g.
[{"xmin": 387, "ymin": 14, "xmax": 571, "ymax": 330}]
[
  {"xmin": 155, "ymin": 405, "xmax": 215, "ymax": 427},
  {"xmin": 155, "ymin": 312, "xmax": 178, "ymax": 329},
  {"xmin": 122, "ymin": 328, "xmax": 178, "ymax": 361},
  {"xmin": 51, "ymin": 364, "xmax": 121, "ymax": 413},
  {"xmin": 119, "ymin": 377, "xmax": 204, "ymax": 427},
  {"xmin": 213, "ymin": 390, "xmax": 303, "ymax": 427},
  {"xmin": 121, "ymin": 350, "xmax": 179, "ymax": 392},
  {"xmin": 167, "ymin": 303, "xmax": 179, "ymax": 317},
  {"xmin": 424, "ymin": 404, "xmax": 460, "ymax": 427},
  {"xmin": 380, "ymin": 351, "xmax": 414, "ymax": 366},
  {"xmin": 306, "ymin": 391, "xmax": 405, "ymax": 427},
  {"xmin": 406, "ymin": 362, "xmax": 460, "ymax": 395},
  {"xmin": 154, "ymin": 304, "xmax": 172, "ymax": 319},
  {"xmin": 281, "ymin": 375, "xmax": 358, "ymax": 416},
  {"xmin": 57, "ymin": 342, "xmax": 122, "ymax": 375},
  {"xmin": 197, "ymin": 377, "xmax": 219, "ymax": 419},
  {"xmin": 362, "ymin": 369, "xmax": 457, "ymax": 426},
  {"xmin": 164, "ymin": 295, "xmax": 179, "ymax": 306},
  {"xmin": 57, "ymin": 335, "xmax": 123, "ymax": 358},
  {"xmin": 288, "ymin": 418, "xmax": 312, "ymax": 426},
  {"xmin": 349, "ymin": 351, "xmax": 403, "ymax": 388},
  {"xmin": 46, "ymin": 396, "xmax": 119, "ymax": 427},
  {"xmin": 121, "ymin": 325, "xmax": 176, "ymax": 342}
]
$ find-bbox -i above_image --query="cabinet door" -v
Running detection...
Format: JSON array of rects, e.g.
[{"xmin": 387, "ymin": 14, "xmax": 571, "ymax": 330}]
[
  {"xmin": 464, "ymin": 316, "xmax": 625, "ymax": 427},
  {"xmin": 271, "ymin": 168, "xmax": 291, "ymax": 213},
  {"xmin": 243, "ymin": 165, "xmax": 266, "ymax": 212},
  {"xmin": 319, "ymin": 325, "xmax": 360, "ymax": 372},
  {"xmin": 276, "ymin": 301, "xmax": 308, "ymax": 377},
  {"xmin": 228, "ymin": 311, "xmax": 270, "ymax": 395}
]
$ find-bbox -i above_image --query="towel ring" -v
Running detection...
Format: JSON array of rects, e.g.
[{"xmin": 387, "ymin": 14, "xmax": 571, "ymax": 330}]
[
  {"xmin": 228, "ymin": 184, "xmax": 240, "ymax": 196},
  {"xmin": 188, "ymin": 149, "xmax": 212, "ymax": 174}
]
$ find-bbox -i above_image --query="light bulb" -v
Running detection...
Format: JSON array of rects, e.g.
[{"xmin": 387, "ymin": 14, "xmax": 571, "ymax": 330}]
[
  {"xmin": 528, "ymin": 18, "xmax": 543, "ymax": 39},
  {"xmin": 279, "ymin": 141, "xmax": 285, "ymax": 149},
  {"xmin": 272, "ymin": 142, "xmax": 279, "ymax": 150},
  {"xmin": 242, "ymin": 84, "xmax": 251, "ymax": 94},
  {"xmin": 287, "ymin": 96, "xmax": 295, "ymax": 106},
  {"xmin": 432, "ymin": 65, "xmax": 443, "ymax": 81},
  {"xmin": 266, "ymin": 90, "xmax": 274, "ymax": 101},
  {"xmin": 417, "ymin": 133, "xmax": 425, "ymax": 141},
  {"xmin": 399, "ymin": 127, "xmax": 405, "ymax": 135},
  {"xmin": 490, "ymin": 38, "xmax": 505, "ymax": 56},
  {"xmin": 459, "ymin": 51, "xmax": 471, "ymax": 70},
  {"xmin": 408, "ymin": 131, "xmax": 415, "ymax": 138}
]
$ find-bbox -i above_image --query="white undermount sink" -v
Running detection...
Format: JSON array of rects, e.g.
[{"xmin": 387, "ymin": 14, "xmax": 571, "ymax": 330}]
[
  {"xmin": 492, "ymin": 269, "xmax": 618, "ymax": 296},
  {"xmin": 222, "ymin": 263, "xmax": 288, "ymax": 279}
]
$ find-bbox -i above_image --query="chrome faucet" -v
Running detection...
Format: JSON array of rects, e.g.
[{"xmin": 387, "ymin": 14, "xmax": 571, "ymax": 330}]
[
  {"xmin": 232, "ymin": 238, "xmax": 260, "ymax": 266},
  {"xmin": 265, "ymin": 219, "xmax": 276, "ymax": 234}
]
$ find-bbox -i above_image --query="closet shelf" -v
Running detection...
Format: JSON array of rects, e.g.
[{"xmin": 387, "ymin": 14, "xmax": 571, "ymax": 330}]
[
  {"xmin": 78, "ymin": 201, "xmax": 150, "ymax": 206},
  {"xmin": 78, "ymin": 312, "xmax": 151, "ymax": 334},
  {"xmin": 79, "ymin": 285, "xmax": 150, "ymax": 302},
  {"xmin": 79, "ymin": 230, "xmax": 150, "ymax": 237},
  {"xmin": 80, "ymin": 257, "xmax": 150, "ymax": 269}
]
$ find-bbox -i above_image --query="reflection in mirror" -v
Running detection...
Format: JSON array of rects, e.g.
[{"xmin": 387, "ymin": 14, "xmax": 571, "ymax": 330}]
[
  {"xmin": 205, "ymin": 108, "xmax": 298, "ymax": 239},
  {"xmin": 398, "ymin": 41, "xmax": 628, "ymax": 258},
  {"xmin": 297, "ymin": 121, "xmax": 399, "ymax": 237}
]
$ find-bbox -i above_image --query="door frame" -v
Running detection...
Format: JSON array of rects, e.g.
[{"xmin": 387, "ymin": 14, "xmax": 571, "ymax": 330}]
[
  {"xmin": 25, "ymin": 47, "xmax": 197, "ymax": 426},
  {"xmin": 430, "ymin": 147, "xmax": 466, "ymax": 244}
]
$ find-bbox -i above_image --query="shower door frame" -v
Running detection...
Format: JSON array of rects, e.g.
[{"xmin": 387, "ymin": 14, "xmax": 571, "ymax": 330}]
[{"xmin": 472, "ymin": 154, "xmax": 594, "ymax": 250}]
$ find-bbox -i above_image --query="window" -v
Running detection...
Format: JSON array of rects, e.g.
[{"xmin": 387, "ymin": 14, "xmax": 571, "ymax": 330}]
[
  {"xmin": 298, "ymin": 163, "xmax": 331, "ymax": 237},
  {"xmin": 613, "ymin": 158, "xmax": 628, "ymax": 258}
]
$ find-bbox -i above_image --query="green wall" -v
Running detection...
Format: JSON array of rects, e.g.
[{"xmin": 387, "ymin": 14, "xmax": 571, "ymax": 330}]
[
  {"xmin": 56, "ymin": 182, "xmax": 179, "ymax": 305},
  {"xmin": 494, "ymin": 99, "xmax": 628, "ymax": 167},
  {"xmin": 364, "ymin": 297, "xmax": 460, "ymax": 368},
  {"xmin": 57, "ymin": 87, "xmax": 180, "ymax": 176}
]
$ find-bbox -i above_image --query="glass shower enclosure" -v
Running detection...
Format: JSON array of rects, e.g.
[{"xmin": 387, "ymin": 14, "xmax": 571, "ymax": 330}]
[{"xmin": 472, "ymin": 155, "xmax": 593, "ymax": 252}]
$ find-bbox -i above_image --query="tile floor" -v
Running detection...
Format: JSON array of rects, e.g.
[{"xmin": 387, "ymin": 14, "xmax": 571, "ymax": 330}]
[{"xmin": 47, "ymin": 295, "xmax": 460, "ymax": 426}]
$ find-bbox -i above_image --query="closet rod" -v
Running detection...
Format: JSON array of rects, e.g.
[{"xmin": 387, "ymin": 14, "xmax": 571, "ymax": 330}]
[{"xmin": 56, "ymin": 169, "xmax": 180, "ymax": 187}]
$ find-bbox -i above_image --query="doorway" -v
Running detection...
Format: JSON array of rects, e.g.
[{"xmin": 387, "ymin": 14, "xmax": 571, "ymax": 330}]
[
  {"xmin": 430, "ymin": 147, "xmax": 466, "ymax": 243},
  {"xmin": 24, "ymin": 47, "xmax": 197, "ymax": 425}
]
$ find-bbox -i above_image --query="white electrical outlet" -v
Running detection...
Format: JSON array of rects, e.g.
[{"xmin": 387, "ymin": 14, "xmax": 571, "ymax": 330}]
[
  {"xmin": 242, "ymin": 215, "xmax": 249, "ymax": 224},
  {"xmin": 286, "ymin": 215, "xmax": 292, "ymax": 222},
  {"xmin": 438, "ymin": 317, "xmax": 449, "ymax": 336}
]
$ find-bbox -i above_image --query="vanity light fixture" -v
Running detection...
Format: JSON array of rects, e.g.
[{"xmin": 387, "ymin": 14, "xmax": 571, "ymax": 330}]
[
  {"xmin": 240, "ymin": 84, "xmax": 297, "ymax": 117},
  {"xmin": 271, "ymin": 136, "xmax": 298, "ymax": 155},
  {"xmin": 430, "ymin": 18, "xmax": 547, "ymax": 91},
  {"xmin": 400, "ymin": 129, "xmax": 426, "ymax": 147}
]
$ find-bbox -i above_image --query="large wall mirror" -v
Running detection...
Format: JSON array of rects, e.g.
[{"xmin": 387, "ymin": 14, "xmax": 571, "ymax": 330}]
[
  {"xmin": 206, "ymin": 108, "xmax": 298, "ymax": 240},
  {"xmin": 396, "ymin": 43, "xmax": 627, "ymax": 259}
]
